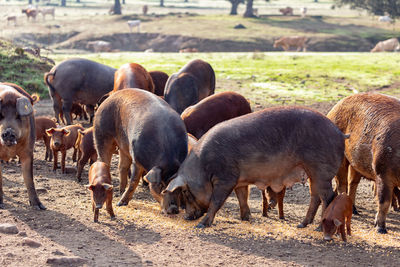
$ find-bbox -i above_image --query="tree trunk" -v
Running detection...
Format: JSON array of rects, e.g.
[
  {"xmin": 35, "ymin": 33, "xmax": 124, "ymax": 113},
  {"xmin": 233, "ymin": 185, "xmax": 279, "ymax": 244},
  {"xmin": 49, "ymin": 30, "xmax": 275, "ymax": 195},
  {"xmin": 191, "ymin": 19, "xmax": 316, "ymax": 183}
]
[
  {"xmin": 76, "ymin": 0, "xmax": 80, "ymax": 3},
  {"xmin": 243, "ymin": 0, "xmax": 255, "ymax": 18},
  {"xmin": 160, "ymin": 0, "xmax": 164, "ymax": 7},
  {"xmin": 61, "ymin": 0, "xmax": 66, "ymax": 7},
  {"xmin": 122, "ymin": 0, "xmax": 125, "ymax": 4},
  {"xmin": 28, "ymin": 0, "xmax": 32, "ymax": 4},
  {"xmin": 230, "ymin": 1, "xmax": 240, "ymax": 15},
  {"xmin": 113, "ymin": 0, "xmax": 122, "ymax": 15}
]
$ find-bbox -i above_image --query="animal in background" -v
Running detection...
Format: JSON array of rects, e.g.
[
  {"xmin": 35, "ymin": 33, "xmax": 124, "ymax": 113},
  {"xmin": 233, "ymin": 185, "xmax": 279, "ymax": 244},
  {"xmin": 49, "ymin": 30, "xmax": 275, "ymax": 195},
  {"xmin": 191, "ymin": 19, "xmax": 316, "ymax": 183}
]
[
  {"xmin": 164, "ymin": 59, "xmax": 215, "ymax": 114},
  {"xmin": 76, "ymin": 127, "xmax": 97, "ymax": 182},
  {"xmin": 322, "ymin": 193, "xmax": 352, "ymax": 242},
  {"xmin": 0, "ymin": 82, "xmax": 45, "ymax": 210},
  {"xmin": 274, "ymin": 36, "xmax": 308, "ymax": 52},
  {"xmin": 34, "ymin": 116, "xmax": 57, "ymax": 161},
  {"xmin": 87, "ymin": 162, "xmax": 115, "ymax": 222},
  {"xmin": 279, "ymin": 7, "xmax": 293, "ymax": 16},
  {"xmin": 46, "ymin": 124, "xmax": 84, "ymax": 174},
  {"xmin": 7, "ymin": 16, "xmax": 17, "ymax": 26},
  {"xmin": 149, "ymin": 71, "xmax": 169, "ymax": 96},
  {"xmin": 21, "ymin": 8, "xmax": 38, "ymax": 21},
  {"xmin": 262, "ymin": 187, "xmax": 286, "ymax": 219},
  {"xmin": 39, "ymin": 7, "xmax": 55, "ymax": 20},
  {"xmin": 300, "ymin": 7, "xmax": 307, "ymax": 18},
  {"xmin": 371, "ymin": 38, "xmax": 400, "ymax": 52},
  {"xmin": 142, "ymin": 5, "xmax": 148, "ymax": 15}
]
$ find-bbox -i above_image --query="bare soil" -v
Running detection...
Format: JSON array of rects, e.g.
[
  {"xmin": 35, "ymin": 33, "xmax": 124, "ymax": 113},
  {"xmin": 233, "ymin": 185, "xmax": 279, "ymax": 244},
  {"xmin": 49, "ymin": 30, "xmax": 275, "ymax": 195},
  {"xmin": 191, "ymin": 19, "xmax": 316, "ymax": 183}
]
[{"xmin": 1, "ymin": 99, "xmax": 400, "ymax": 267}]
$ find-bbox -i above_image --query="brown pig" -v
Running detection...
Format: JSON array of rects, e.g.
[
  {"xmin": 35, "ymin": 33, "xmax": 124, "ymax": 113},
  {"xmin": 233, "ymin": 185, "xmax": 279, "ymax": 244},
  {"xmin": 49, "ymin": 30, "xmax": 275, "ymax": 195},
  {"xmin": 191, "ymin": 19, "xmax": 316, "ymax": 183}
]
[
  {"xmin": 327, "ymin": 93, "xmax": 400, "ymax": 233},
  {"xmin": 262, "ymin": 187, "xmax": 286, "ymax": 219},
  {"xmin": 46, "ymin": 124, "xmax": 84, "ymax": 173},
  {"xmin": 322, "ymin": 193, "xmax": 353, "ymax": 242},
  {"xmin": 149, "ymin": 70, "xmax": 169, "ymax": 96},
  {"xmin": 87, "ymin": 161, "xmax": 115, "ymax": 222},
  {"xmin": 76, "ymin": 127, "xmax": 98, "ymax": 182},
  {"xmin": 34, "ymin": 116, "xmax": 57, "ymax": 161},
  {"xmin": 0, "ymin": 82, "xmax": 45, "ymax": 210}
]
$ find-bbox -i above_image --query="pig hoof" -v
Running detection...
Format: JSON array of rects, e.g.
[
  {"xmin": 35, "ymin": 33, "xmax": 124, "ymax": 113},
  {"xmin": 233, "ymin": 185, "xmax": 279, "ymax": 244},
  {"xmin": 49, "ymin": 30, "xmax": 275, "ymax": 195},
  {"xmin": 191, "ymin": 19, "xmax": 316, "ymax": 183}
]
[
  {"xmin": 297, "ymin": 223, "xmax": 307, "ymax": 228},
  {"xmin": 352, "ymin": 206, "xmax": 360, "ymax": 215},
  {"xmin": 195, "ymin": 223, "xmax": 206, "ymax": 229},
  {"xmin": 377, "ymin": 227, "xmax": 387, "ymax": 234},
  {"xmin": 116, "ymin": 201, "xmax": 128, "ymax": 206},
  {"xmin": 279, "ymin": 216, "xmax": 286, "ymax": 220}
]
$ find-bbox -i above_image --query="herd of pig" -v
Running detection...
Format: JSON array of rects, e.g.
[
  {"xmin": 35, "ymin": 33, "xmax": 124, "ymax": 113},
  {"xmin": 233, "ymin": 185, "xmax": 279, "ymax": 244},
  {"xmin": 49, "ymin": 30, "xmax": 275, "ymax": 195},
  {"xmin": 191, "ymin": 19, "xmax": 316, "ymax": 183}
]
[{"xmin": 1, "ymin": 57, "xmax": 400, "ymax": 243}]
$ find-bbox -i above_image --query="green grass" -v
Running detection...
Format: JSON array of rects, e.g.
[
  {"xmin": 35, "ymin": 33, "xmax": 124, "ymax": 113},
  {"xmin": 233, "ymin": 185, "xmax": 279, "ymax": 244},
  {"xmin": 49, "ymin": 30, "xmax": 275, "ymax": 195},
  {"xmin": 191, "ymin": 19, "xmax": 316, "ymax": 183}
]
[
  {"xmin": 0, "ymin": 40, "xmax": 54, "ymax": 98},
  {"xmin": 52, "ymin": 52, "xmax": 400, "ymax": 106}
]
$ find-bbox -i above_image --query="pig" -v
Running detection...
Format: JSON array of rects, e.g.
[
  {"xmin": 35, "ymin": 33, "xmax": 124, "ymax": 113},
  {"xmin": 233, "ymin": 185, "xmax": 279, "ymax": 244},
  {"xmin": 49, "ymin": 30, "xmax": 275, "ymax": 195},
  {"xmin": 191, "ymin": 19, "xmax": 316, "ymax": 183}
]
[
  {"xmin": 149, "ymin": 70, "xmax": 169, "ymax": 96},
  {"xmin": 393, "ymin": 187, "xmax": 400, "ymax": 211},
  {"xmin": 164, "ymin": 59, "xmax": 215, "ymax": 114},
  {"xmin": 44, "ymin": 58, "xmax": 116, "ymax": 125},
  {"xmin": 327, "ymin": 93, "xmax": 400, "ymax": 233},
  {"xmin": 46, "ymin": 124, "xmax": 84, "ymax": 174},
  {"xmin": 93, "ymin": 88, "xmax": 188, "ymax": 206},
  {"xmin": 34, "ymin": 116, "xmax": 57, "ymax": 161},
  {"xmin": 181, "ymin": 91, "xmax": 251, "ymax": 139},
  {"xmin": 262, "ymin": 187, "xmax": 286, "ymax": 219},
  {"xmin": 162, "ymin": 107, "xmax": 347, "ymax": 228},
  {"xmin": 0, "ymin": 82, "xmax": 45, "ymax": 210},
  {"xmin": 76, "ymin": 127, "xmax": 97, "ymax": 182},
  {"xmin": 86, "ymin": 161, "xmax": 115, "ymax": 222},
  {"xmin": 322, "ymin": 193, "xmax": 353, "ymax": 242}
]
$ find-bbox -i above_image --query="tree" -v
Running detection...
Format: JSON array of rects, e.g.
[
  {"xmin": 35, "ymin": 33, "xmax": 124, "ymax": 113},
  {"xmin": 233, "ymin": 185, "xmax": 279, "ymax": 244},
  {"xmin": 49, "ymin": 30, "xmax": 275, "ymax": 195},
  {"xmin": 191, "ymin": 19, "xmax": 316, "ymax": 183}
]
[
  {"xmin": 112, "ymin": 0, "xmax": 122, "ymax": 15},
  {"xmin": 243, "ymin": 0, "xmax": 255, "ymax": 17},
  {"xmin": 160, "ymin": 0, "xmax": 164, "ymax": 7},
  {"xmin": 335, "ymin": 0, "xmax": 400, "ymax": 18},
  {"xmin": 227, "ymin": 0, "xmax": 244, "ymax": 15},
  {"xmin": 61, "ymin": 0, "xmax": 66, "ymax": 7}
]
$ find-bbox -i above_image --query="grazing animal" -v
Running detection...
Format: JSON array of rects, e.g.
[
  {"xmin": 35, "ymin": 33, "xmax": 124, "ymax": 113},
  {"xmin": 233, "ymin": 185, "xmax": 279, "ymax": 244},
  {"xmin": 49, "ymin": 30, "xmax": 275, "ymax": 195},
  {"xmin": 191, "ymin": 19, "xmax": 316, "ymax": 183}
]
[
  {"xmin": 300, "ymin": 7, "xmax": 307, "ymax": 18},
  {"xmin": 179, "ymin": 48, "xmax": 199, "ymax": 53},
  {"xmin": 327, "ymin": 93, "xmax": 400, "ymax": 233},
  {"xmin": 149, "ymin": 71, "xmax": 169, "ymax": 96},
  {"xmin": 370, "ymin": 38, "xmax": 400, "ymax": 52},
  {"xmin": 39, "ymin": 7, "xmax": 55, "ymax": 20},
  {"xmin": 142, "ymin": 5, "xmax": 148, "ymax": 15},
  {"xmin": 86, "ymin": 41, "xmax": 112, "ymax": 53},
  {"xmin": 87, "ymin": 162, "xmax": 115, "ymax": 222},
  {"xmin": 76, "ymin": 127, "xmax": 97, "ymax": 182},
  {"xmin": 164, "ymin": 59, "xmax": 215, "ymax": 114},
  {"xmin": 6, "ymin": 16, "xmax": 17, "ymax": 26},
  {"xmin": 162, "ymin": 107, "xmax": 347, "ymax": 228},
  {"xmin": 378, "ymin": 15, "xmax": 393, "ymax": 23},
  {"xmin": 44, "ymin": 58, "xmax": 116, "ymax": 125},
  {"xmin": 46, "ymin": 124, "xmax": 84, "ymax": 174},
  {"xmin": 322, "ymin": 193, "xmax": 353, "ymax": 242},
  {"xmin": 274, "ymin": 36, "xmax": 308, "ymax": 52},
  {"xmin": 262, "ymin": 187, "xmax": 286, "ymax": 219},
  {"xmin": 34, "ymin": 116, "xmax": 57, "ymax": 161},
  {"xmin": 94, "ymin": 89, "xmax": 188, "ymax": 207},
  {"xmin": 0, "ymin": 82, "xmax": 45, "ymax": 210},
  {"xmin": 181, "ymin": 91, "xmax": 252, "ymax": 139},
  {"xmin": 127, "ymin": 20, "xmax": 141, "ymax": 33},
  {"xmin": 113, "ymin": 63, "xmax": 154, "ymax": 93},
  {"xmin": 279, "ymin": 7, "xmax": 293, "ymax": 16},
  {"xmin": 21, "ymin": 8, "xmax": 38, "ymax": 21}
]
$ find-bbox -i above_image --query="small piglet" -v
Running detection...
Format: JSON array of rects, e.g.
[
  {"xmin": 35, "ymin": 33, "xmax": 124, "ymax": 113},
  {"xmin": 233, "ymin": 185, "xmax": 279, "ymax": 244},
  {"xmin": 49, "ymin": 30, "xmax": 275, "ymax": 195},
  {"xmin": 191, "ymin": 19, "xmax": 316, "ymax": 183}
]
[
  {"xmin": 34, "ymin": 116, "xmax": 57, "ymax": 161},
  {"xmin": 46, "ymin": 124, "xmax": 84, "ymax": 173},
  {"xmin": 76, "ymin": 127, "xmax": 98, "ymax": 182},
  {"xmin": 87, "ymin": 162, "xmax": 115, "ymax": 222},
  {"xmin": 322, "ymin": 193, "xmax": 353, "ymax": 242}
]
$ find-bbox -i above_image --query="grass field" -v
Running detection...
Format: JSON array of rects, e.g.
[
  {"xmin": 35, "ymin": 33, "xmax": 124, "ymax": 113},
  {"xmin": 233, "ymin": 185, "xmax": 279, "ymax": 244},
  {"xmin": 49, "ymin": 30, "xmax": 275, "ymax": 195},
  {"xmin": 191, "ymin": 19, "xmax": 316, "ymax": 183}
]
[{"xmin": 53, "ymin": 52, "xmax": 400, "ymax": 107}]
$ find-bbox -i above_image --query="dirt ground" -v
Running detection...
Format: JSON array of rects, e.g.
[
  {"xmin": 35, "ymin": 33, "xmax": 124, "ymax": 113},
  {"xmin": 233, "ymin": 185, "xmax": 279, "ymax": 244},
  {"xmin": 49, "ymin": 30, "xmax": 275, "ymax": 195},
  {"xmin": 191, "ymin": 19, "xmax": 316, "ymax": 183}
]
[{"xmin": 0, "ymin": 97, "xmax": 400, "ymax": 267}]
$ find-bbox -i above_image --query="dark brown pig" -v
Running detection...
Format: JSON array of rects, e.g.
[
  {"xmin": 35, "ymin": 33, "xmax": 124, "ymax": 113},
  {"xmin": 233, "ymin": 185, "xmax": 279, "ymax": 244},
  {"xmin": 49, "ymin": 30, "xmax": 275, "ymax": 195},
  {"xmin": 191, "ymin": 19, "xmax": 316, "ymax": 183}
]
[
  {"xmin": 149, "ymin": 70, "xmax": 169, "ymax": 96},
  {"xmin": 46, "ymin": 124, "xmax": 84, "ymax": 173},
  {"xmin": 113, "ymin": 63, "xmax": 154, "ymax": 93},
  {"xmin": 327, "ymin": 93, "xmax": 400, "ymax": 233},
  {"xmin": 393, "ymin": 187, "xmax": 400, "ymax": 211},
  {"xmin": 0, "ymin": 83, "xmax": 45, "ymax": 210},
  {"xmin": 76, "ymin": 127, "xmax": 97, "ymax": 182},
  {"xmin": 162, "ymin": 107, "xmax": 346, "ymax": 228},
  {"xmin": 181, "ymin": 91, "xmax": 251, "ymax": 139},
  {"xmin": 34, "ymin": 116, "xmax": 57, "ymax": 161},
  {"xmin": 322, "ymin": 193, "xmax": 353, "ymax": 242},
  {"xmin": 93, "ymin": 89, "xmax": 187, "ymax": 207},
  {"xmin": 44, "ymin": 58, "xmax": 116, "ymax": 125},
  {"xmin": 262, "ymin": 187, "xmax": 286, "ymax": 219},
  {"xmin": 164, "ymin": 59, "xmax": 215, "ymax": 114},
  {"xmin": 86, "ymin": 161, "xmax": 115, "ymax": 222}
]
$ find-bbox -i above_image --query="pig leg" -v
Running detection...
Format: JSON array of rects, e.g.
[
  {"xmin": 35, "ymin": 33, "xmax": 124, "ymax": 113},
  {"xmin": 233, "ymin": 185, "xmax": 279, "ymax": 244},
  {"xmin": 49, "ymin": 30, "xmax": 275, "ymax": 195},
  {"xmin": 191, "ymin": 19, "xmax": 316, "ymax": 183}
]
[
  {"xmin": 374, "ymin": 177, "xmax": 392, "ymax": 234},
  {"xmin": 277, "ymin": 187, "xmax": 286, "ymax": 220},
  {"xmin": 0, "ymin": 164, "xmax": 3, "ymax": 208},
  {"xmin": 197, "ymin": 178, "xmax": 236, "ymax": 228},
  {"xmin": 347, "ymin": 165, "xmax": 362, "ymax": 215},
  {"xmin": 334, "ymin": 159, "xmax": 349, "ymax": 195},
  {"xmin": 298, "ymin": 180, "xmax": 321, "ymax": 228},
  {"xmin": 117, "ymin": 163, "xmax": 144, "ymax": 206},
  {"xmin": 76, "ymin": 152, "xmax": 90, "ymax": 182},
  {"xmin": 62, "ymin": 100, "xmax": 73, "ymax": 125},
  {"xmin": 339, "ymin": 224, "xmax": 347, "ymax": 242},
  {"xmin": 19, "ymin": 154, "xmax": 46, "ymax": 210},
  {"xmin": 72, "ymin": 147, "xmax": 77, "ymax": 162},
  {"xmin": 267, "ymin": 186, "xmax": 277, "ymax": 209},
  {"xmin": 44, "ymin": 135, "xmax": 52, "ymax": 161},
  {"xmin": 392, "ymin": 187, "xmax": 400, "ymax": 212},
  {"xmin": 234, "ymin": 186, "xmax": 251, "ymax": 221},
  {"xmin": 346, "ymin": 215, "xmax": 352, "ymax": 236},
  {"xmin": 61, "ymin": 150, "xmax": 67, "ymax": 174},
  {"xmin": 262, "ymin": 190, "xmax": 269, "ymax": 217},
  {"xmin": 53, "ymin": 150, "xmax": 58, "ymax": 172},
  {"xmin": 106, "ymin": 192, "xmax": 115, "ymax": 219},
  {"xmin": 118, "ymin": 152, "xmax": 132, "ymax": 195},
  {"xmin": 86, "ymin": 105, "xmax": 95, "ymax": 124},
  {"xmin": 52, "ymin": 97, "xmax": 62, "ymax": 124}
]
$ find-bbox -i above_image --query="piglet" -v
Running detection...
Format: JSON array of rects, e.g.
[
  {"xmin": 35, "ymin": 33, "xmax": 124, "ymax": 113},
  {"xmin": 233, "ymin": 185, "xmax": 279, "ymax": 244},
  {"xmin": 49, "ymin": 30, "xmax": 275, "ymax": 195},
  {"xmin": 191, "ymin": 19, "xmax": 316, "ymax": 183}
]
[
  {"xmin": 87, "ymin": 162, "xmax": 115, "ymax": 222},
  {"xmin": 322, "ymin": 193, "xmax": 353, "ymax": 242}
]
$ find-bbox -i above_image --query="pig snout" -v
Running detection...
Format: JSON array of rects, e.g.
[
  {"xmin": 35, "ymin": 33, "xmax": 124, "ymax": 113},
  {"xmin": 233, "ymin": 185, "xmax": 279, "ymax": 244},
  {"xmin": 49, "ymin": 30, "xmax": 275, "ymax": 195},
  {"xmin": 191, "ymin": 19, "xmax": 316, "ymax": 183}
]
[
  {"xmin": 324, "ymin": 235, "xmax": 333, "ymax": 241},
  {"xmin": 95, "ymin": 203, "xmax": 103, "ymax": 209},
  {"xmin": 1, "ymin": 128, "xmax": 17, "ymax": 146},
  {"xmin": 165, "ymin": 204, "xmax": 179, "ymax": 215},
  {"xmin": 53, "ymin": 140, "xmax": 61, "ymax": 147}
]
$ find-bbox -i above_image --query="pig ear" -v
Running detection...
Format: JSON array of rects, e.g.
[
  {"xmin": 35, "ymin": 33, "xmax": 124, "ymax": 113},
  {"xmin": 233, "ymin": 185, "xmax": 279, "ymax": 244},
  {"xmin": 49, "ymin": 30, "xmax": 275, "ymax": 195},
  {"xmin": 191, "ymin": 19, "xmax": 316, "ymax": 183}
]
[
  {"xmin": 85, "ymin": 184, "xmax": 94, "ymax": 191},
  {"xmin": 334, "ymin": 218, "xmax": 342, "ymax": 227},
  {"xmin": 46, "ymin": 128, "xmax": 55, "ymax": 136},
  {"xmin": 62, "ymin": 129, "xmax": 71, "ymax": 136},
  {"xmin": 16, "ymin": 97, "xmax": 33, "ymax": 116},
  {"xmin": 162, "ymin": 175, "xmax": 186, "ymax": 194},
  {"xmin": 144, "ymin": 167, "xmax": 162, "ymax": 184},
  {"xmin": 102, "ymin": 183, "xmax": 113, "ymax": 191}
]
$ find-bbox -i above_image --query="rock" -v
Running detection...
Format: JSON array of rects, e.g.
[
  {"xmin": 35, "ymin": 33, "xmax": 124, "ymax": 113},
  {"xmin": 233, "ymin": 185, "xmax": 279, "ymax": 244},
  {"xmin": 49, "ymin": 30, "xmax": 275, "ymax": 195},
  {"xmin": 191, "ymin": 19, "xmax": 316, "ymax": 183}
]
[
  {"xmin": 36, "ymin": 188, "xmax": 48, "ymax": 194},
  {"xmin": 18, "ymin": 231, "xmax": 27, "ymax": 237},
  {"xmin": 22, "ymin": 238, "xmax": 42, "ymax": 248},
  {"xmin": 0, "ymin": 223, "xmax": 19, "ymax": 234},
  {"xmin": 52, "ymin": 250, "xmax": 65, "ymax": 256},
  {"xmin": 46, "ymin": 256, "xmax": 86, "ymax": 265},
  {"xmin": 234, "ymin": 24, "xmax": 246, "ymax": 29}
]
